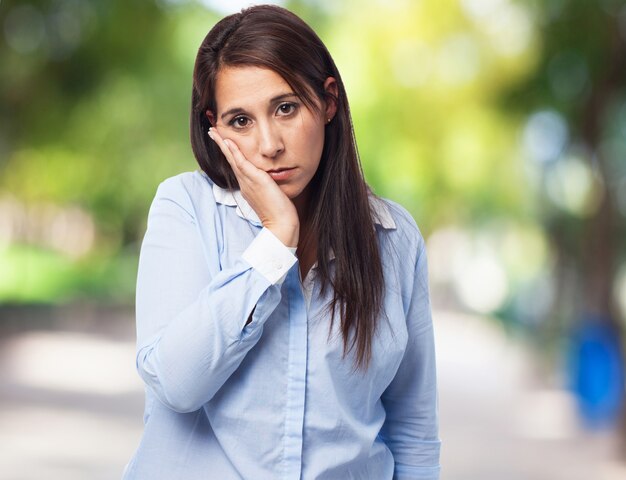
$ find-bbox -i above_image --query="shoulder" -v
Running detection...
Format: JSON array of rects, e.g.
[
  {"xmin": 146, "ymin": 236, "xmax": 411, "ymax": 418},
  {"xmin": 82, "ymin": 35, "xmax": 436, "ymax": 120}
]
[
  {"xmin": 151, "ymin": 170, "xmax": 217, "ymax": 220},
  {"xmin": 373, "ymin": 198, "xmax": 430, "ymax": 305},
  {"xmin": 155, "ymin": 170, "xmax": 214, "ymax": 202},
  {"xmin": 374, "ymin": 196, "xmax": 426, "ymax": 255}
]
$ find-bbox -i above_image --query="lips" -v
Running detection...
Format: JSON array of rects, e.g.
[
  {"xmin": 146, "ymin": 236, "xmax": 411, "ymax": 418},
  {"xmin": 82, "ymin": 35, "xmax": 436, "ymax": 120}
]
[{"xmin": 266, "ymin": 167, "xmax": 296, "ymax": 181}]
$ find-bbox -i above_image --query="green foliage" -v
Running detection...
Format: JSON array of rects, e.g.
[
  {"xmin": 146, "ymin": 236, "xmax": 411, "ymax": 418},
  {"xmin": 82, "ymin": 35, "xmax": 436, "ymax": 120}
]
[
  {"xmin": 1, "ymin": 0, "xmax": 623, "ymax": 321},
  {"xmin": 320, "ymin": 0, "xmax": 539, "ymax": 232},
  {"xmin": 0, "ymin": 243, "xmax": 138, "ymax": 303},
  {"xmin": 0, "ymin": 0, "xmax": 216, "ymax": 247}
]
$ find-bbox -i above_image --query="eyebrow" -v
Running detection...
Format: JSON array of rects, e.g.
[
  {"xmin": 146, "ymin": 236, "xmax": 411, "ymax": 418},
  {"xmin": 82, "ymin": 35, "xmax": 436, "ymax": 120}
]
[{"xmin": 220, "ymin": 93, "xmax": 298, "ymax": 120}]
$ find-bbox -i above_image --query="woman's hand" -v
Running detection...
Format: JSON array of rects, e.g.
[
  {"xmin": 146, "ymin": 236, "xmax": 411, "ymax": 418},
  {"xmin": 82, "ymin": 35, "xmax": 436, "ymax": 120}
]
[{"xmin": 208, "ymin": 128, "xmax": 299, "ymax": 248}]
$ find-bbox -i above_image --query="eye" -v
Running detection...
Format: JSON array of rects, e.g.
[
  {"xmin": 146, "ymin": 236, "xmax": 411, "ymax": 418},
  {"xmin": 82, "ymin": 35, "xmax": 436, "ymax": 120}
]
[
  {"xmin": 277, "ymin": 102, "xmax": 298, "ymax": 116},
  {"xmin": 229, "ymin": 115, "xmax": 251, "ymax": 129}
]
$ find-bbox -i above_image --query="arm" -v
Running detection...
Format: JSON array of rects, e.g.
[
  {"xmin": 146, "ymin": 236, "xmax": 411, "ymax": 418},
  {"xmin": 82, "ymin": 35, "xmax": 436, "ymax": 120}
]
[
  {"xmin": 379, "ymin": 240, "xmax": 441, "ymax": 480},
  {"xmin": 135, "ymin": 179, "xmax": 296, "ymax": 413}
]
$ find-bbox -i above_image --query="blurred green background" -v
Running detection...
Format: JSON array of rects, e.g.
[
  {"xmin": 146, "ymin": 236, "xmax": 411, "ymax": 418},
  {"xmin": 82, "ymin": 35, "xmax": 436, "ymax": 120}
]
[{"xmin": 1, "ymin": 0, "xmax": 626, "ymax": 477}]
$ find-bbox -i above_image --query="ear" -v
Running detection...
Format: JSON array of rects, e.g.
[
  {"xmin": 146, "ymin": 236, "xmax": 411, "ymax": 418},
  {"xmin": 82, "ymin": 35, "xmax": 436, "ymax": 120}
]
[
  {"xmin": 205, "ymin": 110, "xmax": 216, "ymax": 127},
  {"xmin": 323, "ymin": 77, "xmax": 338, "ymax": 123}
]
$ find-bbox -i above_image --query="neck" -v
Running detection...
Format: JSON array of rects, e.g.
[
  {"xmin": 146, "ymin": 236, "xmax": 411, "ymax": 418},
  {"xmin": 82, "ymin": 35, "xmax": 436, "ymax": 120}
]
[
  {"xmin": 291, "ymin": 186, "xmax": 317, "ymax": 275},
  {"xmin": 291, "ymin": 187, "xmax": 311, "ymax": 222}
]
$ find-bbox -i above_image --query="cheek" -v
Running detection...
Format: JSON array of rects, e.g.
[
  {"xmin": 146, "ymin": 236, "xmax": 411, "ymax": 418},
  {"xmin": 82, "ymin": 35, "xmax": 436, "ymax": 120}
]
[
  {"xmin": 300, "ymin": 125, "xmax": 325, "ymax": 164},
  {"xmin": 287, "ymin": 114, "xmax": 324, "ymax": 150}
]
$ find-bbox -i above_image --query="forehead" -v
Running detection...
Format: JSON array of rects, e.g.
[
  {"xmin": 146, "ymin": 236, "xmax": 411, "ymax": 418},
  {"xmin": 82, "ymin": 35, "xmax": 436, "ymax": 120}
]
[{"xmin": 214, "ymin": 66, "xmax": 293, "ymax": 111}]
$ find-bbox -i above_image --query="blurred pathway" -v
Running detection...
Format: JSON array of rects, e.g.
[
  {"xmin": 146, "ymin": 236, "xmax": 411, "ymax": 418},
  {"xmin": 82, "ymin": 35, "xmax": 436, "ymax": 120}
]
[
  {"xmin": 437, "ymin": 310, "xmax": 626, "ymax": 480},
  {"xmin": 0, "ymin": 307, "xmax": 624, "ymax": 479}
]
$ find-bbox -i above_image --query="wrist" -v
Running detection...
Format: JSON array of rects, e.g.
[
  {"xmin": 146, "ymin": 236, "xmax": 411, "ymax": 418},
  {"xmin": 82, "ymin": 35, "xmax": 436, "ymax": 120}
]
[{"xmin": 267, "ymin": 224, "xmax": 299, "ymax": 248}]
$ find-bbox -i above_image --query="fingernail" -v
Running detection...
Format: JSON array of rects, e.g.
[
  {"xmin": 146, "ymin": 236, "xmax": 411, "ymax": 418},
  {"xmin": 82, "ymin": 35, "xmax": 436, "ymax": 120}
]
[
  {"xmin": 224, "ymin": 139, "xmax": 231, "ymax": 149},
  {"xmin": 207, "ymin": 128, "xmax": 213, "ymax": 139}
]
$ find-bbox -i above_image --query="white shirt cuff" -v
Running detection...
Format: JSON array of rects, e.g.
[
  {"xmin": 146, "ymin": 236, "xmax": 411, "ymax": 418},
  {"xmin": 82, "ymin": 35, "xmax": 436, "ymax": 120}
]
[{"xmin": 241, "ymin": 228, "xmax": 298, "ymax": 285}]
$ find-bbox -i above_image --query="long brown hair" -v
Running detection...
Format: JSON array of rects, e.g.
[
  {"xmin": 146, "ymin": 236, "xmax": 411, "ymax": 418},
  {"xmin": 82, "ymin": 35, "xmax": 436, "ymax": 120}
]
[{"xmin": 190, "ymin": 5, "xmax": 385, "ymax": 370}]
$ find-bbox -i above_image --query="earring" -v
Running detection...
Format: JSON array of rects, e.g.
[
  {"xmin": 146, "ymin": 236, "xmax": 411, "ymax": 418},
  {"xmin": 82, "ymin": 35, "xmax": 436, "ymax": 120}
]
[{"xmin": 326, "ymin": 118, "xmax": 331, "ymax": 123}]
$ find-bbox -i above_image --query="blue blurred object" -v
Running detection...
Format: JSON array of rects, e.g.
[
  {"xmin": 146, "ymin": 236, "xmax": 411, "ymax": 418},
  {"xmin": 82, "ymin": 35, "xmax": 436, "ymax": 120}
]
[{"xmin": 568, "ymin": 316, "xmax": 625, "ymax": 428}]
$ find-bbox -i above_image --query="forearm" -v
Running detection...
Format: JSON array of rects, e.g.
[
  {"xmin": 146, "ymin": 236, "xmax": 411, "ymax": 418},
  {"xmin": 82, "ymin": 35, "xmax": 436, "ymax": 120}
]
[
  {"xmin": 136, "ymin": 260, "xmax": 282, "ymax": 413},
  {"xmin": 135, "ymin": 178, "xmax": 298, "ymax": 412}
]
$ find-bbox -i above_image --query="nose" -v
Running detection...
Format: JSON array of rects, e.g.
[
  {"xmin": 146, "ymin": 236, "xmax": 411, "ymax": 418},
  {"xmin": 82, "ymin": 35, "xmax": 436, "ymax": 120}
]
[{"xmin": 257, "ymin": 120, "xmax": 284, "ymax": 159}]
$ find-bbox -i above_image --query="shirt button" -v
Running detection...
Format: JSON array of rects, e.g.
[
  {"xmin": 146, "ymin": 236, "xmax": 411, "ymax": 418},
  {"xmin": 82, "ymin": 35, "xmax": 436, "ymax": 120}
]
[{"xmin": 275, "ymin": 262, "xmax": 283, "ymax": 270}]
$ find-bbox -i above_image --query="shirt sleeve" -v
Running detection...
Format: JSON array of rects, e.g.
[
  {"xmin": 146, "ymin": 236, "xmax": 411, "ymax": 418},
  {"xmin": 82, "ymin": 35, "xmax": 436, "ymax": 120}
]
[
  {"xmin": 242, "ymin": 227, "xmax": 297, "ymax": 285},
  {"xmin": 134, "ymin": 180, "xmax": 297, "ymax": 413},
  {"xmin": 379, "ymin": 240, "xmax": 441, "ymax": 480}
]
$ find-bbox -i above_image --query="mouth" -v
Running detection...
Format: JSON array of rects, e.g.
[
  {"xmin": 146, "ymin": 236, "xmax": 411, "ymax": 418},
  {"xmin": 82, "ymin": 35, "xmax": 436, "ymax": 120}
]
[{"xmin": 266, "ymin": 167, "xmax": 296, "ymax": 181}]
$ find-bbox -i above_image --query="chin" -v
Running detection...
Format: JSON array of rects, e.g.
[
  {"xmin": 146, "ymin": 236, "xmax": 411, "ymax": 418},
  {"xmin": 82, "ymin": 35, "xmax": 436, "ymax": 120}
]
[{"xmin": 281, "ymin": 185, "xmax": 304, "ymax": 199}]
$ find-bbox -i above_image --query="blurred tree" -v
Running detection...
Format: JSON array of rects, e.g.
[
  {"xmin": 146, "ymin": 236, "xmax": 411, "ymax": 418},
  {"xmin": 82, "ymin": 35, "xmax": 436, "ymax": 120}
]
[
  {"xmin": 0, "ymin": 0, "xmax": 544, "ymax": 305},
  {"xmin": 309, "ymin": 0, "xmax": 538, "ymax": 233},
  {"xmin": 0, "ymin": 0, "xmax": 217, "ymax": 301},
  {"xmin": 0, "ymin": 0, "xmax": 213, "ymax": 249},
  {"xmin": 502, "ymin": 0, "xmax": 626, "ymax": 430}
]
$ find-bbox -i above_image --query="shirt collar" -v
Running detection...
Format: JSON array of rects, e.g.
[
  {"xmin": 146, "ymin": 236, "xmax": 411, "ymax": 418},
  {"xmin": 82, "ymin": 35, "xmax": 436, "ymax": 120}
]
[
  {"xmin": 211, "ymin": 182, "xmax": 397, "ymax": 230},
  {"xmin": 212, "ymin": 183, "xmax": 263, "ymax": 226}
]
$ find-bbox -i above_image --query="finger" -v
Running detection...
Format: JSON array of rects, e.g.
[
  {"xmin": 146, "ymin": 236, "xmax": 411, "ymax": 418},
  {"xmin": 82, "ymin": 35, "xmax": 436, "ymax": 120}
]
[
  {"xmin": 208, "ymin": 128, "xmax": 240, "ymax": 174},
  {"xmin": 222, "ymin": 138, "xmax": 265, "ymax": 181},
  {"xmin": 209, "ymin": 129, "xmax": 266, "ymax": 184}
]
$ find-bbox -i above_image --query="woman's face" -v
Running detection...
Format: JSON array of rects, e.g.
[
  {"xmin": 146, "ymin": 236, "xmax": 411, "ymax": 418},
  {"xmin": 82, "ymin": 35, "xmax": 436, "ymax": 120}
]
[{"xmin": 212, "ymin": 66, "xmax": 336, "ymax": 207}]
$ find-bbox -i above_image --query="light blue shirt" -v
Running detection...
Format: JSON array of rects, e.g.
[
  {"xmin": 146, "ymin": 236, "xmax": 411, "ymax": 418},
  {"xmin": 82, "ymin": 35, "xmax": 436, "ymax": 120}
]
[{"xmin": 123, "ymin": 170, "xmax": 441, "ymax": 480}]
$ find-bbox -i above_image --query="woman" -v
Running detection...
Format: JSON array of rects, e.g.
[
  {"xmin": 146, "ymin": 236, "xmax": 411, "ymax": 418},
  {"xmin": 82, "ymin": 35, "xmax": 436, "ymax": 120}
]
[{"xmin": 123, "ymin": 5, "xmax": 440, "ymax": 480}]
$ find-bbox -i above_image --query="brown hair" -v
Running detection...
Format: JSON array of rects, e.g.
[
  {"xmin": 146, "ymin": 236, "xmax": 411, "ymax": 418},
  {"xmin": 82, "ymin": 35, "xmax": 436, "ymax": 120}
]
[{"xmin": 190, "ymin": 5, "xmax": 385, "ymax": 370}]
